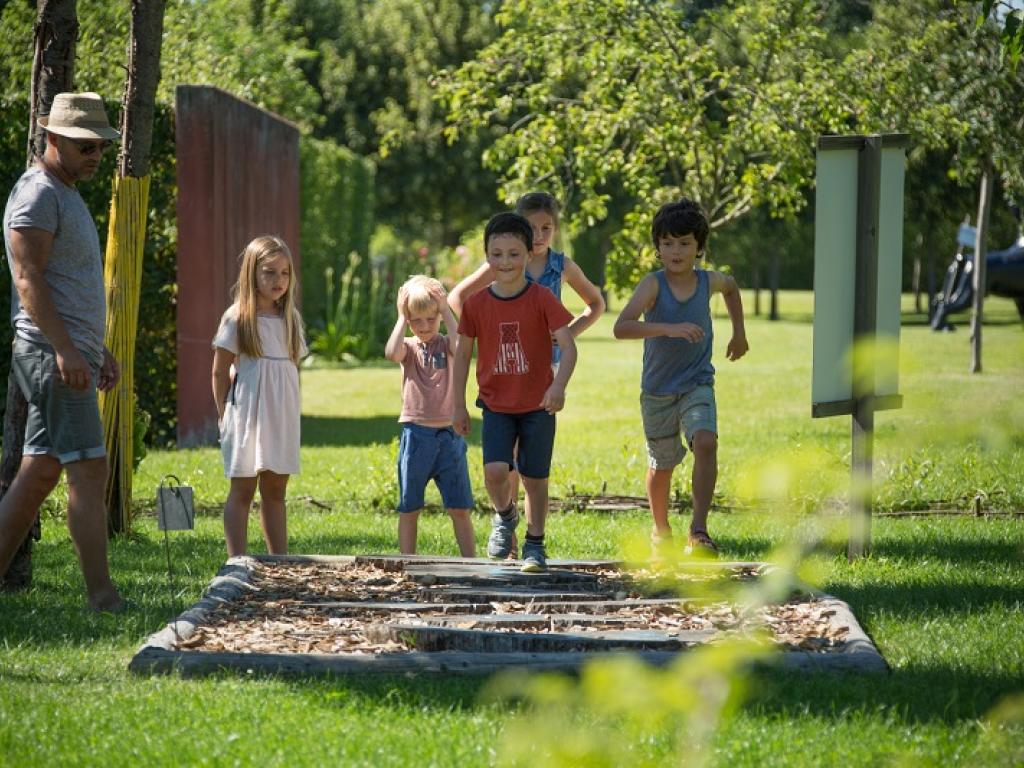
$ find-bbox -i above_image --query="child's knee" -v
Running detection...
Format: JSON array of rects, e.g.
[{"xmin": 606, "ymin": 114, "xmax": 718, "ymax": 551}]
[
  {"xmin": 483, "ymin": 462, "xmax": 511, "ymax": 486},
  {"xmin": 447, "ymin": 508, "xmax": 470, "ymax": 522},
  {"xmin": 520, "ymin": 475, "xmax": 549, "ymax": 495},
  {"xmin": 690, "ymin": 430, "xmax": 718, "ymax": 457}
]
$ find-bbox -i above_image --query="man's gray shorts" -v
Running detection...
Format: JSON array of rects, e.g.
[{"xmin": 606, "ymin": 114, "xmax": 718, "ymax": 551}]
[
  {"xmin": 640, "ymin": 385, "xmax": 717, "ymax": 470},
  {"xmin": 11, "ymin": 338, "xmax": 105, "ymax": 464}
]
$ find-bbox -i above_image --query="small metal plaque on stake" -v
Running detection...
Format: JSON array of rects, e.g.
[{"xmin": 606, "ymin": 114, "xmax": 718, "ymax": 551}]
[
  {"xmin": 157, "ymin": 475, "xmax": 195, "ymax": 531},
  {"xmin": 157, "ymin": 475, "xmax": 195, "ymax": 639}
]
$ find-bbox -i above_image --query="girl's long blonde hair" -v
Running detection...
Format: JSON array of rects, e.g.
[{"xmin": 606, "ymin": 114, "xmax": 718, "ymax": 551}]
[{"xmin": 232, "ymin": 235, "xmax": 305, "ymax": 364}]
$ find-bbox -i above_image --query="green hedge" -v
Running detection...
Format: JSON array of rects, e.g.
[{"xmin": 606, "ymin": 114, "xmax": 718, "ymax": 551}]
[{"xmin": 299, "ymin": 136, "xmax": 375, "ymax": 327}]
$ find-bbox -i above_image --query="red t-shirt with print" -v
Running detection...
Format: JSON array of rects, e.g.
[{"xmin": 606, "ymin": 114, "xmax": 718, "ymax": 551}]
[{"xmin": 458, "ymin": 282, "xmax": 573, "ymax": 413}]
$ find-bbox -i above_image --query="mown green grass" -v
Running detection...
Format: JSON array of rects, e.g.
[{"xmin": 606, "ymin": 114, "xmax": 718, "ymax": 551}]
[{"xmin": 1, "ymin": 291, "xmax": 1022, "ymax": 766}]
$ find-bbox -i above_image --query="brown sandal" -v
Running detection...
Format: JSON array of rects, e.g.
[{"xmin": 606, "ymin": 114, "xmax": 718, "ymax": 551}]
[{"xmin": 685, "ymin": 529, "xmax": 720, "ymax": 558}]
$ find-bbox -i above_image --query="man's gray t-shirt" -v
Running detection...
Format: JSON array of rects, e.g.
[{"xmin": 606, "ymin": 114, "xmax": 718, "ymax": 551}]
[{"xmin": 3, "ymin": 167, "xmax": 106, "ymax": 367}]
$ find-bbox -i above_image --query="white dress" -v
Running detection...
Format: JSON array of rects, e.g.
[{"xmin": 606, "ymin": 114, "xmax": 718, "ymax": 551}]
[{"xmin": 213, "ymin": 309, "xmax": 304, "ymax": 477}]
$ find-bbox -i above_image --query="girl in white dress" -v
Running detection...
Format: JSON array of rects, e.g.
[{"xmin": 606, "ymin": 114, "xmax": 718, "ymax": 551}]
[{"xmin": 211, "ymin": 235, "xmax": 306, "ymax": 556}]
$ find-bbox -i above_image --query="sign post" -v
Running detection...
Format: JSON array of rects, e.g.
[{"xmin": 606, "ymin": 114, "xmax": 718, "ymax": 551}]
[{"xmin": 812, "ymin": 134, "xmax": 908, "ymax": 560}]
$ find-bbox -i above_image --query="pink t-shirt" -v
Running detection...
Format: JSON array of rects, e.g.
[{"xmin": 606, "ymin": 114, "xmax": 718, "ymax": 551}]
[{"xmin": 399, "ymin": 334, "xmax": 455, "ymax": 426}]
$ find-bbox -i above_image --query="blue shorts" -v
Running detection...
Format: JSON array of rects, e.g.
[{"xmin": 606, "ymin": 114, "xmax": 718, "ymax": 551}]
[
  {"xmin": 397, "ymin": 424, "xmax": 474, "ymax": 512},
  {"xmin": 479, "ymin": 400, "xmax": 557, "ymax": 479},
  {"xmin": 11, "ymin": 338, "xmax": 105, "ymax": 465}
]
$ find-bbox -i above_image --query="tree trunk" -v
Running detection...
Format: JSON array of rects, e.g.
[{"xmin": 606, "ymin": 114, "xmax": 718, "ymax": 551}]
[
  {"xmin": 3, "ymin": 0, "xmax": 78, "ymax": 590},
  {"xmin": 102, "ymin": 0, "xmax": 166, "ymax": 535},
  {"xmin": 769, "ymin": 250, "xmax": 780, "ymax": 321},
  {"xmin": 752, "ymin": 261, "xmax": 762, "ymax": 317},
  {"xmin": 27, "ymin": 0, "xmax": 78, "ymax": 164},
  {"xmin": 118, "ymin": 1, "xmax": 166, "ymax": 179},
  {"xmin": 969, "ymin": 164, "xmax": 993, "ymax": 374}
]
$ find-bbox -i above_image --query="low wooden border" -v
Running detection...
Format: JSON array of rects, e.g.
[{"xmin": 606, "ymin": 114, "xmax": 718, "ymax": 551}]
[{"xmin": 129, "ymin": 555, "xmax": 888, "ymax": 677}]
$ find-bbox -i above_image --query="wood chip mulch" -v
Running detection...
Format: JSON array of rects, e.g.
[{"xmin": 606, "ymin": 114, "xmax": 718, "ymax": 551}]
[{"xmin": 172, "ymin": 560, "xmax": 850, "ymax": 656}]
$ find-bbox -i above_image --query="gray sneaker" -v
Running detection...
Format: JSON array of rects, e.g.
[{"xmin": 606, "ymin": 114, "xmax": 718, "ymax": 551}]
[
  {"xmin": 520, "ymin": 539, "xmax": 547, "ymax": 573},
  {"xmin": 486, "ymin": 507, "xmax": 519, "ymax": 559}
]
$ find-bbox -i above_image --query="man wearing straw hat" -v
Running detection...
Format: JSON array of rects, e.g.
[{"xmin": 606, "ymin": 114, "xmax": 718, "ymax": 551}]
[{"xmin": 0, "ymin": 92, "xmax": 126, "ymax": 612}]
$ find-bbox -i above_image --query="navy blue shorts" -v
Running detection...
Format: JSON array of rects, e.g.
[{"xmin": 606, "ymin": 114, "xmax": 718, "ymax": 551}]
[
  {"xmin": 479, "ymin": 400, "xmax": 557, "ymax": 479},
  {"xmin": 397, "ymin": 424, "xmax": 474, "ymax": 512}
]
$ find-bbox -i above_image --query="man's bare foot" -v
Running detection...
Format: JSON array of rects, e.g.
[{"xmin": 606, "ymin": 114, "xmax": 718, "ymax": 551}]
[{"xmin": 89, "ymin": 589, "xmax": 128, "ymax": 613}]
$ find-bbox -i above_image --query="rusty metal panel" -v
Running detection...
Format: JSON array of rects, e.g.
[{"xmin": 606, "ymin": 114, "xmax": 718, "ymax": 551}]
[{"xmin": 175, "ymin": 86, "xmax": 300, "ymax": 446}]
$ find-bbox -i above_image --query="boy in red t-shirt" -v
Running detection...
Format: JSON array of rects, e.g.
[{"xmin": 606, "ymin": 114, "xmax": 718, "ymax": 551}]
[{"xmin": 453, "ymin": 212, "xmax": 577, "ymax": 572}]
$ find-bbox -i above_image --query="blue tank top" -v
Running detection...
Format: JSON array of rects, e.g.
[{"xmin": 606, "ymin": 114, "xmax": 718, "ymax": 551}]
[
  {"xmin": 527, "ymin": 249, "xmax": 566, "ymax": 363},
  {"xmin": 641, "ymin": 269, "xmax": 715, "ymax": 395}
]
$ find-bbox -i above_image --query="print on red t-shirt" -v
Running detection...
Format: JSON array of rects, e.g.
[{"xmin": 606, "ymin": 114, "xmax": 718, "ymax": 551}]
[{"xmin": 495, "ymin": 322, "xmax": 529, "ymax": 375}]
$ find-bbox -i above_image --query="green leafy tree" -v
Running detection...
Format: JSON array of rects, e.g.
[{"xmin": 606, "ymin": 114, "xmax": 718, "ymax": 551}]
[
  {"xmin": 438, "ymin": 0, "xmax": 850, "ymax": 292},
  {"xmin": 290, "ymin": 0, "xmax": 500, "ymax": 245},
  {"xmin": 1, "ymin": 0, "xmax": 321, "ymax": 129}
]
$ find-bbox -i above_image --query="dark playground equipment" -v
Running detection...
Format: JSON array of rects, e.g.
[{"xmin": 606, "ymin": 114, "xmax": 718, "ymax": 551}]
[{"xmin": 930, "ymin": 224, "xmax": 1024, "ymax": 330}]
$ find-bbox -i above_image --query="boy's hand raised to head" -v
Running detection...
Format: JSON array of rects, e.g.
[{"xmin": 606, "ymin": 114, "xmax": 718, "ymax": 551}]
[
  {"xmin": 540, "ymin": 384, "xmax": 566, "ymax": 414},
  {"xmin": 396, "ymin": 286, "xmax": 409, "ymax": 317},
  {"xmin": 726, "ymin": 333, "xmax": 749, "ymax": 361},
  {"xmin": 666, "ymin": 322, "xmax": 705, "ymax": 343},
  {"xmin": 453, "ymin": 405, "xmax": 471, "ymax": 436}
]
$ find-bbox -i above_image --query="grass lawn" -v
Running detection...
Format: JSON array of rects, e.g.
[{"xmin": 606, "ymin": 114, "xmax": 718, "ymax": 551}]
[{"xmin": 1, "ymin": 291, "xmax": 1022, "ymax": 766}]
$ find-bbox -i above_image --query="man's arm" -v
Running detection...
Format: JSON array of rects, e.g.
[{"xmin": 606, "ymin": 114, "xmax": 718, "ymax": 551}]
[
  {"xmin": 8, "ymin": 227, "xmax": 92, "ymax": 390},
  {"xmin": 451, "ymin": 332, "xmax": 474, "ymax": 435},
  {"xmin": 709, "ymin": 271, "xmax": 748, "ymax": 361}
]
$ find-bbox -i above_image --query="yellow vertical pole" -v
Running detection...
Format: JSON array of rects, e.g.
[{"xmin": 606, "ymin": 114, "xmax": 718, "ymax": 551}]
[{"xmin": 99, "ymin": 173, "xmax": 150, "ymax": 534}]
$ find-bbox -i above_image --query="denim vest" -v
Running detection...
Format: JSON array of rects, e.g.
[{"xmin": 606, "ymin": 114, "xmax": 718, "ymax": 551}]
[{"xmin": 527, "ymin": 249, "xmax": 566, "ymax": 363}]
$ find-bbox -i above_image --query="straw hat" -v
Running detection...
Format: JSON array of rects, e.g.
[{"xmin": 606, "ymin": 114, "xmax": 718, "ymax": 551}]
[{"xmin": 38, "ymin": 92, "xmax": 120, "ymax": 141}]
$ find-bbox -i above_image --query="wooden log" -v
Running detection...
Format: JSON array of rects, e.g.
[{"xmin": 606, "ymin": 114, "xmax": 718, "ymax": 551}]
[
  {"xmin": 128, "ymin": 648, "xmax": 686, "ymax": 677},
  {"xmin": 378, "ymin": 623, "xmax": 714, "ymax": 653},
  {"xmin": 404, "ymin": 564, "xmax": 606, "ymax": 587},
  {"xmin": 419, "ymin": 585, "xmax": 615, "ymax": 603}
]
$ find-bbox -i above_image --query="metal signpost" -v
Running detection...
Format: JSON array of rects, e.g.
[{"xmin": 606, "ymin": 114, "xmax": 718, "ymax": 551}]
[{"xmin": 812, "ymin": 134, "xmax": 908, "ymax": 560}]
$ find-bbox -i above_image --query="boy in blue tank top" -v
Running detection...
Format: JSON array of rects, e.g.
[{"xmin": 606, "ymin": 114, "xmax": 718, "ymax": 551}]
[{"xmin": 614, "ymin": 199, "xmax": 748, "ymax": 556}]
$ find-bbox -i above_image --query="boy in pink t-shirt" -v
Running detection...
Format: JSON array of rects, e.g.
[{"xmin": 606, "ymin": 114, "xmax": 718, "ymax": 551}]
[
  {"xmin": 453, "ymin": 213, "xmax": 577, "ymax": 573},
  {"xmin": 385, "ymin": 276, "xmax": 475, "ymax": 556}
]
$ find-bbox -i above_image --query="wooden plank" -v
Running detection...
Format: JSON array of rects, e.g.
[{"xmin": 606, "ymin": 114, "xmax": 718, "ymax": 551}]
[
  {"xmin": 419, "ymin": 585, "xmax": 615, "ymax": 603},
  {"xmin": 129, "ymin": 648, "xmax": 687, "ymax": 677},
  {"xmin": 413, "ymin": 613, "xmax": 686, "ymax": 629},
  {"xmin": 404, "ymin": 564, "xmax": 605, "ymax": 587},
  {"xmin": 380, "ymin": 623, "xmax": 713, "ymax": 652},
  {"xmin": 350, "ymin": 554, "xmax": 622, "ymax": 571}
]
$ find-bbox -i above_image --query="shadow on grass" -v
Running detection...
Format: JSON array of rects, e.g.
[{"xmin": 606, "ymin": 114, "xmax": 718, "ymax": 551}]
[
  {"xmin": 301, "ymin": 415, "xmax": 483, "ymax": 447},
  {"xmin": 749, "ymin": 663, "xmax": 1024, "ymax": 724},
  {"xmin": 868, "ymin": 536, "xmax": 1024, "ymax": 565}
]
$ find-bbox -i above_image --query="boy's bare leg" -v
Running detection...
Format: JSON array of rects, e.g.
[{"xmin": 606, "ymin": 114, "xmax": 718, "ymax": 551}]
[
  {"xmin": 507, "ymin": 469, "xmax": 524, "ymax": 522},
  {"xmin": 689, "ymin": 431, "xmax": 718, "ymax": 535},
  {"xmin": 484, "ymin": 461, "xmax": 517, "ymax": 557},
  {"xmin": 483, "ymin": 462, "xmax": 514, "ymax": 510},
  {"xmin": 520, "ymin": 476, "xmax": 549, "ymax": 537},
  {"xmin": 257, "ymin": 471, "xmax": 289, "ymax": 555},
  {"xmin": 65, "ymin": 456, "xmax": 124, "ymax": 612},
  {"xmin": 224, "ymin": 477, "xmax": 258, "ymax": 557},
  {"xmin": 0, "ymin": 456, "xmax": 61, "ymax": 578},
  {"xmin": 399, "ymin": 510, "xmax": 419, "ymax": 554},
  {"xmin": 646, "ymin": 467, "xmax": 675, "ymax": 537},
  {"xmin": 447, "ymin": 508, "xmax": 475, "ymax": 557}
]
